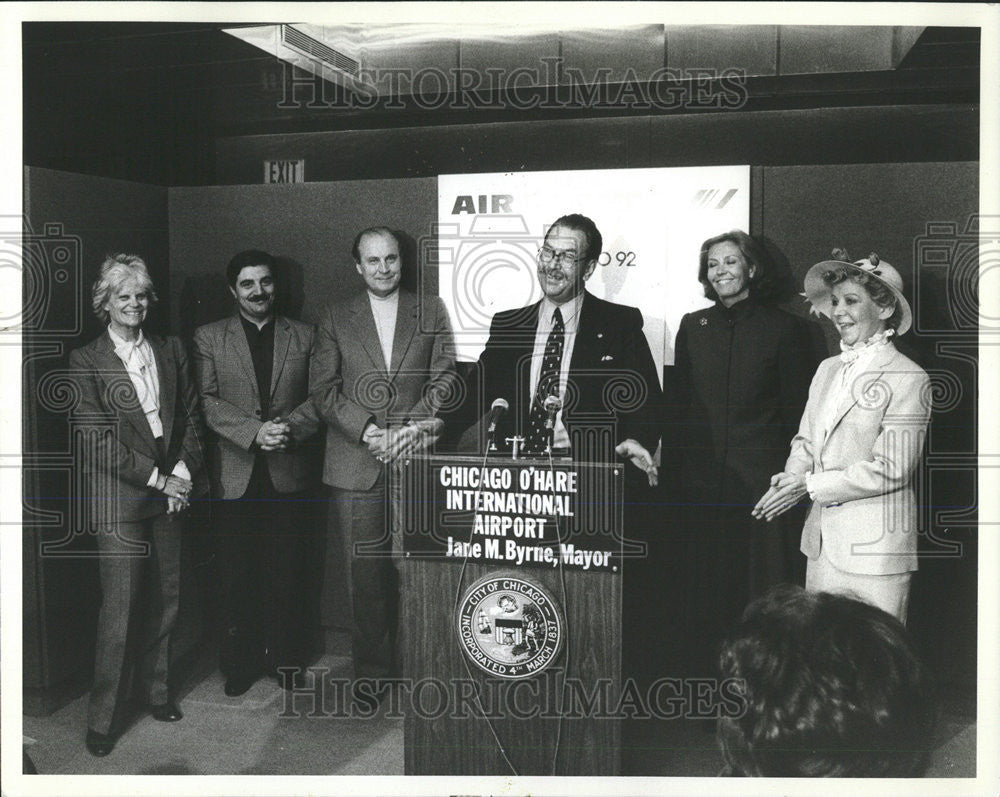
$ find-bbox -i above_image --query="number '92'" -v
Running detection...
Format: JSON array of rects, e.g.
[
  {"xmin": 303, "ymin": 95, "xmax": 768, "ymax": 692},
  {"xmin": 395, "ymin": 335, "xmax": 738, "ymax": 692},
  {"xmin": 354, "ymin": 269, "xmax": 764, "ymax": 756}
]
[{"xmin": 598, "ymin": 251, "xmax": 637, "ymax": 266}]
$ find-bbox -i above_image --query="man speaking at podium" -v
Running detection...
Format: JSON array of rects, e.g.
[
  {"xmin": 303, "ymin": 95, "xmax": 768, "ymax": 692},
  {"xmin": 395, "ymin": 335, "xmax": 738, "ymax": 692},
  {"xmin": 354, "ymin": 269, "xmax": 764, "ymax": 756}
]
[{"xmin": 443, "ymin": 213, "xmax": 661, "ymax": 481}]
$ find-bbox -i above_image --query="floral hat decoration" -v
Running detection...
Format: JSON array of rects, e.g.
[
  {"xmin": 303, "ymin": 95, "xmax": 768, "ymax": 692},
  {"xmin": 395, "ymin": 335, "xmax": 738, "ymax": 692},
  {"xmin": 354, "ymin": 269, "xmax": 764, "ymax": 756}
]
[{"xmin": 802, "ymin": 247, "xmax": 912, "ymax": 336}]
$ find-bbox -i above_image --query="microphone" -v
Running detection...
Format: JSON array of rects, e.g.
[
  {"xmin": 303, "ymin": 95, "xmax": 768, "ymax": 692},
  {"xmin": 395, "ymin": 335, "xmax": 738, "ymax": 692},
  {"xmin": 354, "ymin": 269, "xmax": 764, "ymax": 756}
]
[
  {"xmin": 543, "ymin": 394, "xmax": 562, "ymax": 434},
  {"xmin": 486, "ymin": 397, "xmax": 509, "ymax": 450}
]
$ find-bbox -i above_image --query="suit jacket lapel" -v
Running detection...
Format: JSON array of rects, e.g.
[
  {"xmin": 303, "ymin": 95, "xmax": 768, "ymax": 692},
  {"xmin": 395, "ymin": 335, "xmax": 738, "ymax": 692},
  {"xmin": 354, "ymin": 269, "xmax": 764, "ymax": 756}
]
[
  {"xmin": 503, "ymin": 301, "xmax": 541, "ymax": 342},
  {"xmin": 270, "ymin": 315, "xmax": 291, "ymax": 398},
  {"xmin": 226, "ymin": 316, "xmax": 258, "ymax": 396},
  {"xmin": 811, "ymin": 360, "xmax": 844, "ymax": 457},
  {"xmin": 827, "ymin": 384, "xmax": 857, "ymax": 443},
  {"xmin": 348, "ymin": 292, "xmax": 388, "ymax": 372},
  {"xmin": 94, "ymin": 331, "xmax": 159, "ymax": 455},
  {"xmin": 389, "ymin": 291, "xmax": 417, "ymax": 380},
  {"xmin": 150, "ymin": 336, "xmax": 176, "ymax": 450},
  {"xmin": 568, "ymin": 291, "xmax": 596, "ymax": 374},
  {"xmin": 514, "ymin": 301, "xmax": 541, "ymax": 425},
  {"xmin": 822, "ymin": 344, "xmax": 898, "ymax": 451}
]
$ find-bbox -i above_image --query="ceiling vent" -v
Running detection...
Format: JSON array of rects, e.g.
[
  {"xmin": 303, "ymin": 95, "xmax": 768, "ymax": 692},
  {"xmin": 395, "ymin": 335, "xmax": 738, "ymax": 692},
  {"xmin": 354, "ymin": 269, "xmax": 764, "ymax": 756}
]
[
  {"xmin": 281, "ymin": 24, "xmax": 360, "ymax": 78},
  {"xmin": 224, "ymin": 24, "xmax": 368, "ymax": 93}
]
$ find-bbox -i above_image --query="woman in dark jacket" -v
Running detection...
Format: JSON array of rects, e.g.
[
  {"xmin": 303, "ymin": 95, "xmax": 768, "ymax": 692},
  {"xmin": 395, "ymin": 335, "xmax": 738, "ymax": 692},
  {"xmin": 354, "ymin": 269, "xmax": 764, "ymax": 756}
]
[{"xmin": 664, "ymin": 230, "xmax": 822, "ymax": 672}]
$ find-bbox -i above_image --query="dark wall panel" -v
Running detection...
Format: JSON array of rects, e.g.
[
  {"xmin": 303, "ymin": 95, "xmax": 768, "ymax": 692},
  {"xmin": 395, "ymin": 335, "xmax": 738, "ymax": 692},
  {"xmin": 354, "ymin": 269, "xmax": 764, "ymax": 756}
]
[
  {"xmin": 214, "ymin": 105, "xmax": 976, "ymax": 185},
  {"xmin": 760, "ymin": 161, "xmax": 978, "ymax": 311},
  {"xmin": 167, "ymin": 178, "xmax": 438, "ymax": 334},
  {"xmin": 215, "ymin": 118, "xmax": 646, "ymax": 185},
  {"xmin": 759, "ymin": 160, "xmax": 978, "ymax": 369},
  {"xmin": 24, "ymin": 167, "xmax": 171, "ymax": 338},
  {"xmin": 648, "ymin": 106, "xmax": 978, "ymax": 166}
]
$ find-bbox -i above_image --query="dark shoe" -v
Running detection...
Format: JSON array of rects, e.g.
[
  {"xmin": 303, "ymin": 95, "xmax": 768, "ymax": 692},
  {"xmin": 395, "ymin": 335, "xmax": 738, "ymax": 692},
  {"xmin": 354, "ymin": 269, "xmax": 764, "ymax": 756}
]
[
  {"xmin": 224, "ymin": 669, "xmax": 260, "ymax": 697},
  {"xmin": 149, "ymin": 701, "xmax": 183, "ymax": 722},
  {"xmin": 85, "ymin": 729, "xmax": 116, "ymax": 757}
]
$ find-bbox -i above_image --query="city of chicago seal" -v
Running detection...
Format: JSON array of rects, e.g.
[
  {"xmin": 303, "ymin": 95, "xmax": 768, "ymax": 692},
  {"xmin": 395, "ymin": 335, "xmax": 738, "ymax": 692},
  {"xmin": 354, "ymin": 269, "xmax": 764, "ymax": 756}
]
[{"xmin": 456, "ymin": 572, "xmax": 564, "ymax": 679}]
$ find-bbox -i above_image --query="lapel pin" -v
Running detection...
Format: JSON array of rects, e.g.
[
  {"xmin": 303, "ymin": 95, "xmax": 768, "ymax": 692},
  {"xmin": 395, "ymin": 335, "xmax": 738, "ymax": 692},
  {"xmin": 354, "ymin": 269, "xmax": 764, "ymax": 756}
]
[{"xmin": 700, "ymin": 318, "xmax": 708, "ymax": 326}]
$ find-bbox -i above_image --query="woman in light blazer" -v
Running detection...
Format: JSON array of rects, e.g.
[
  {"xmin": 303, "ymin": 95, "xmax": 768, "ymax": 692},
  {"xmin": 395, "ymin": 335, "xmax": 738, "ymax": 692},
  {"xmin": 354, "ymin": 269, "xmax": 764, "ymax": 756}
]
[{"xmin": 752, "ymin": 250, "xmax": 931, "ymax": 623}]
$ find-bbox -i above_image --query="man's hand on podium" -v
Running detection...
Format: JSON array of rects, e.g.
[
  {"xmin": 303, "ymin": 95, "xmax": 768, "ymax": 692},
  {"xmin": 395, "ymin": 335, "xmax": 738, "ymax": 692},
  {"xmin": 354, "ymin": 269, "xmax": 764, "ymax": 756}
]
[{"xmin": 615, "ymin": 439, "xmax": 659, "ymax": 487}]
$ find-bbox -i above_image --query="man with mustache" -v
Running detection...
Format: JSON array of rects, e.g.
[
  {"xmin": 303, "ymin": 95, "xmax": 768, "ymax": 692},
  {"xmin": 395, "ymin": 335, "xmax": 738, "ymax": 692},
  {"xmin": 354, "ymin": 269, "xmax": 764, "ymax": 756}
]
[
  {"xmin": 193, "ymin": 250, "xmax": 320, "ymax": 696},
  {"xmin": 444, "ymin": 213, "xmax": 662, "ymax": 477}
]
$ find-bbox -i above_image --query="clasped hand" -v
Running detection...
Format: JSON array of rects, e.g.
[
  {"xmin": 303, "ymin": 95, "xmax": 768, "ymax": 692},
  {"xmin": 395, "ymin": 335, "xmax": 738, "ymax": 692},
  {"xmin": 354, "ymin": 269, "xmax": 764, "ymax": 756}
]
[
  {"xmin": 158, "ymin": 474, "xmax": 192, "ymax": 515},
  {"xmin": 255, "ymin": 416, "xmax": 292, "ymax": 451},
  {"xmin": 365, "ymin": 419, "xmax": 443, "ymax": 464},
  {"xmin": 751, "ymin": 472, "xmax": 808, "ymax": 521}
]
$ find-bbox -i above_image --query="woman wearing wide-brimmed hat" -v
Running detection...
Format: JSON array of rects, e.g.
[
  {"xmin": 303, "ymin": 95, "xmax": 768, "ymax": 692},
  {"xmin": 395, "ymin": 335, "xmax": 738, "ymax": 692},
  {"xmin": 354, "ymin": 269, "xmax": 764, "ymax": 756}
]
[{"xmin": 752, "ymin": 249, "xmax": 931, "ymax": 622}]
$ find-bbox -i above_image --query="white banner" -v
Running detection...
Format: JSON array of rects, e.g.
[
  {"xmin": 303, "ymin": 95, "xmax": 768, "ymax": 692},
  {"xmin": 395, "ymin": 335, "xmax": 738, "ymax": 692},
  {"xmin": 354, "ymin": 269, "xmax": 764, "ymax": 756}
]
[{"xmin": 437, "ymin": 165, "xmax": 751, "ymax": 375}]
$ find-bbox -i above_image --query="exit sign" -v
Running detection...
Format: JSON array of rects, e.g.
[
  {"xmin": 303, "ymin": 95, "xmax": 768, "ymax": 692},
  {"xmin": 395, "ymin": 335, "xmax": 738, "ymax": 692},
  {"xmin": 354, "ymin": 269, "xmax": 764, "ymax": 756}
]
[{"xmin": 264, "ymin": 159, "xmax": 305, "ymax": 183}]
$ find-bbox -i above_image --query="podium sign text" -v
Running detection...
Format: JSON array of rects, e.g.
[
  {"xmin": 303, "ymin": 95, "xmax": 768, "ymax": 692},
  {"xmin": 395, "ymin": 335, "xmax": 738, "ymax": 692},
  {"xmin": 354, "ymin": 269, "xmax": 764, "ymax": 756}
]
[{"xmin": 400, "ymin": 455, "xmax": 624, "ymax": 573}]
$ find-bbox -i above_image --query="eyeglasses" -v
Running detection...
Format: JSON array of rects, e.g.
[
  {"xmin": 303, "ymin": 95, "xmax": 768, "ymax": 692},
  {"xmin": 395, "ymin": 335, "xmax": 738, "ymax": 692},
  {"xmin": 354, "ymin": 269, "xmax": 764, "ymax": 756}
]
[{"xmin": 537, "ymin": 246, "xmax": 580, "ymax": 267}]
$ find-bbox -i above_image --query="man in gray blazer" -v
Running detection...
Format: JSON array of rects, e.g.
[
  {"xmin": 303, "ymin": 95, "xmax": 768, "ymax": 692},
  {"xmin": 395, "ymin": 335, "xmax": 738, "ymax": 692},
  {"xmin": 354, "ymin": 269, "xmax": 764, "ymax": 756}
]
[
  {"xmin": 193, "ymin": 250, "xmax": 320, "ymax": 696},
  {"xmin": 312, "ymin": 227, "xmax": 456, "ymax": 684}
]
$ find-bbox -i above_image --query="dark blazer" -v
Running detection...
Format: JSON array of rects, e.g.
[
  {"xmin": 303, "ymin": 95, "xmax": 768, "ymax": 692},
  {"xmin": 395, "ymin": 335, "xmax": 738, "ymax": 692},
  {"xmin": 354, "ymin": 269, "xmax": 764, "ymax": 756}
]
[
  {"xmin": 445, "ymin": 290, "xmax": 663, "ymax": 458},
  {"xmin": 68, "ymin": 330, "xmax": 205, "ymax": 523},
  {"xmin": 312, "ymin": 289, "xmax": 457, "ymax": 491},
  {"xmin": 663, "ymin": 298, "xmax": 821, "ymax": 503},
  {"xmin": 193, "ymin": 314, "xmax": 320, "ymax": 499}
]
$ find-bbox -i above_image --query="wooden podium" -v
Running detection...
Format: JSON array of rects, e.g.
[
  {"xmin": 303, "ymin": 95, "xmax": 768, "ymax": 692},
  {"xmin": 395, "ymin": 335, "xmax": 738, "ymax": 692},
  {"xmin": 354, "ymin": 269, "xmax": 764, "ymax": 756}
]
[{"xmin": 399, "ymin": 453, "xmax": 624, "ymax": 776}]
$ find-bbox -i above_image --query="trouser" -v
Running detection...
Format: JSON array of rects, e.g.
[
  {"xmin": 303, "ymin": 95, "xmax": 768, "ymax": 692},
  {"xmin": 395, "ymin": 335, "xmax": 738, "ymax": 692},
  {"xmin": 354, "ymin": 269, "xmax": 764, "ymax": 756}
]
[
  {"xmin": 327, "ymin": 471, "xmax": 402, "ymax": 680},
  {"xmin": 215, "ymin": 458, "xmax": 310, "ymax": 675},
  {"xmin": 87, "ymin": 512, "xmax": 180, "ymax": 735}
]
